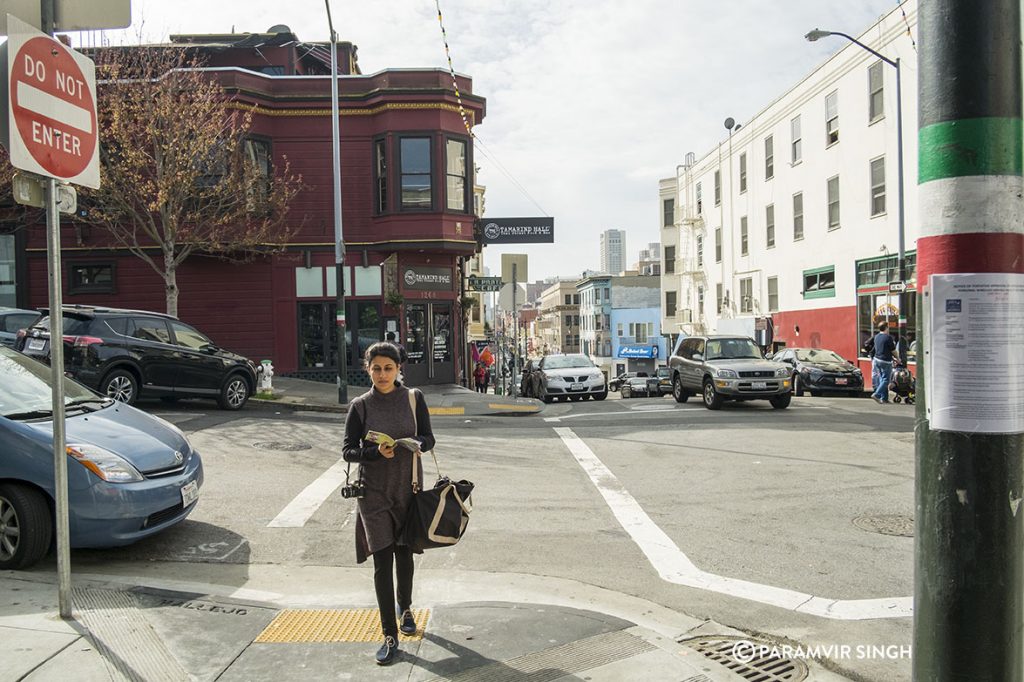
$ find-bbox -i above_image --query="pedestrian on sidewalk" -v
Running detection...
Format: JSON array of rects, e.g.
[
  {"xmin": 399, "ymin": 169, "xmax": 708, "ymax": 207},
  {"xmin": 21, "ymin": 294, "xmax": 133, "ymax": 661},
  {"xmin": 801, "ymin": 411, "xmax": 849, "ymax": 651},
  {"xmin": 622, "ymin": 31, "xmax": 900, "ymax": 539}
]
[
  {"xmin": 473, "ymin": 362, "xmax": 486, "ymax": 393},
  {"xmin": 343, "ymin": 341, "xmax": 436, "ymax": 666},
  {"xmin": 870, "ymin": 322, "xmax": 900, "ymax": 404}
]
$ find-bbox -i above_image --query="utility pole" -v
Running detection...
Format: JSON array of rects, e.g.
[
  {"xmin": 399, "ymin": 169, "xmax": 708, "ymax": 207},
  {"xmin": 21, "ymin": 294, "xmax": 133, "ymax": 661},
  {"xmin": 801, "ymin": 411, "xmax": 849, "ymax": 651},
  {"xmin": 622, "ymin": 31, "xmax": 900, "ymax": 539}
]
[
  {"xmin": 325, "ymin": 1, "xmax": 347, "ymax": 403},
  {"xmin": 511, "ymin": 263, "xmax": 518, "ymax": 397},
  {"xmin": 914, "ymin": 1, "xmax": 1023, "ymax": 679}
]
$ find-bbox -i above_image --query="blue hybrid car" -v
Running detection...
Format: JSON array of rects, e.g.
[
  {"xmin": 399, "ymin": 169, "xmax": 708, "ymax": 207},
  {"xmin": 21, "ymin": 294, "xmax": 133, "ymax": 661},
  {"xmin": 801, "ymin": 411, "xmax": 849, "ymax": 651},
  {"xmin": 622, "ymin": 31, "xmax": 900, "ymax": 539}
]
[{"xmin": 0, "ymin": 346, "xmax": 203, "ymax": 569}]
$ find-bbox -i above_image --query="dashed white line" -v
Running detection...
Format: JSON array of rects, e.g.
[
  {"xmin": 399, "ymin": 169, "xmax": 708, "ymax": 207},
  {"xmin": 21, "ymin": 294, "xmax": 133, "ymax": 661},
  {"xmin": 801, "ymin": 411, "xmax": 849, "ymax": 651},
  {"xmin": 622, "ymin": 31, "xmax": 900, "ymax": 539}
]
[{"xmin": 553, "ymin": 426, "xmax": 912, "ymax": 621}]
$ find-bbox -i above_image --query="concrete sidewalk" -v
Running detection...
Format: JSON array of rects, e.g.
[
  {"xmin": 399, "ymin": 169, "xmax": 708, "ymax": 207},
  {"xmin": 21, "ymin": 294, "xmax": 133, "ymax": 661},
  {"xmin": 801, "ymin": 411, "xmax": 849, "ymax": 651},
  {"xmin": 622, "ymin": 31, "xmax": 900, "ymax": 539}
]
[
  {"xmin": 252, "ymin": 377, "xmax": 544, "ymax": 417},
  {"xmin": 2, "ymin": 567, "xmax": 771, "ymax": 681}
]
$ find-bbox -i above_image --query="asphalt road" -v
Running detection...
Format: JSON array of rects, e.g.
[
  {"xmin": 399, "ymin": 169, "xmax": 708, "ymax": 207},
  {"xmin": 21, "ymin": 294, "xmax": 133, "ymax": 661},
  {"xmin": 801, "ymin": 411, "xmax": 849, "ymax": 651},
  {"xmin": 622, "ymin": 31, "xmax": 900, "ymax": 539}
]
[{"xmin": 65, "ymin": 391, "xmax": 917, "ymax": 681}]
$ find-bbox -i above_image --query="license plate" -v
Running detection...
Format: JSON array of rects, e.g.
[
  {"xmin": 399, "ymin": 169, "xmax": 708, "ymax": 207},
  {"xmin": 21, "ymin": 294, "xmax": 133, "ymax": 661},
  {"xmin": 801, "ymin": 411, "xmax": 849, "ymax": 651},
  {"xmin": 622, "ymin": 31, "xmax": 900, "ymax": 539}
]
[
  {"xmin": 570, "ymin": 382, "xmax": 584, "ymax": 391},
  {"xmin": 181, "ymin": 480, "xmax": 199, "ymax": 506},
  {"xmin": 752, "ymin": 381, "xmax": 768, "ymax": 390},
  {"xmin": 835, "ymin": 377, "xmax": 848, "ymax": 385},
  {"xmin": 28, "ymin": 338, "xmax": 45, "ymax": 351}
]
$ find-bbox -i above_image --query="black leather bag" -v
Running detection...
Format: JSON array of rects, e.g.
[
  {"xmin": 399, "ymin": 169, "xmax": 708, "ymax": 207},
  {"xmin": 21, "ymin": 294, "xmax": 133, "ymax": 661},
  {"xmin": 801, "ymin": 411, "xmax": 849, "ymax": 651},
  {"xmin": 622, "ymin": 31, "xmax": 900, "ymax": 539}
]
[{"xmin": 403, "ymin": 473, "xmax": 474, "ymax": 551}]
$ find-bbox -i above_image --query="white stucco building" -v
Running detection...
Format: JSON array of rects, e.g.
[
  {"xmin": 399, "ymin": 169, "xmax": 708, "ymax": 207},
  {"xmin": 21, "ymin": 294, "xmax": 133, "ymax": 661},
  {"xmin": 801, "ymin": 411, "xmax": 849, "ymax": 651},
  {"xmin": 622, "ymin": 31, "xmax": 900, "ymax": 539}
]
[{"xmin": 661, "ymin": 2, "xmax": 919, "ymax": 366}]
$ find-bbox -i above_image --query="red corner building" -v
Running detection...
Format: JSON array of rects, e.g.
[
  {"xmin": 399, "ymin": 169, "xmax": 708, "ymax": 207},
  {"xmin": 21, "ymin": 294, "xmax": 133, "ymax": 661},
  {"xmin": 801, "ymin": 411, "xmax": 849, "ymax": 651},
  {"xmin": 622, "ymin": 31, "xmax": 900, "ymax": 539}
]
[{"xmin": 4, "ymin": 27, "xmax": 486, "ymax": 387}]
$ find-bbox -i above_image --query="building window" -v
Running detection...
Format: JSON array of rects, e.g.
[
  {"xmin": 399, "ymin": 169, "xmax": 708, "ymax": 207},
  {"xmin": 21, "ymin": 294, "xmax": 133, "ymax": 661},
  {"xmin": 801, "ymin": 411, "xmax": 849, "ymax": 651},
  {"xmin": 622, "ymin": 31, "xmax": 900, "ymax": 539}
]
[
  {"xmin": 803, "ymin": 266, "xmax": 836, "ymax": 299},
  {"xmin": 791, "ymin": 115, "xmax": 802, "ymax": 163},
  {"xmin": 243, "ymin": 138, "xmax": 271, "ymax": 210},
  {"xmin": 69, "ymin": 262, "xmax": 115, "ymax": 294},
  {"xmin": 666, "ymin": 290, "xmax": 677, "ymax": 317},
  {"xmin": 664, "ymin": 245, "xmax": 675, "ymax": 274},
  {"xmin": 696, "ymin": 182, "xmax": 703, "ymax": 214},
  {"xmin": 767, "ymin": 276, "xmax": 779, "ymax": 312},
  {"xmin": 870, "ymin": 157, "xmax": 886, "ymax": 216},
  {"xmin": 869, "ymin": 61, "xmax": 885, "ymax": 122},
  {"xmin": 400, "ymin": 137, "xmax": 432, "ymax": 209},
  {"xmin": 374, "ymin": 138, "xmax": 387, "ymax": 213},
  {"xmin": 765, "ymin": 204, "xmax": 775, "ymax": 249},
  {"xmin": 716, "ymin": 283, "xmax": 723, "ymax": 314},
  {"xmin": 856, "ymin": 253, "xmax": 917, "ymax": 288},
  {"xmin": 793, "ymin": 192, "xmax": 804, "ymax": 241},
  {"xmin": 573, "ymin": 294, "xmax": 579, "ymax": 304},
  {"xmin": 827, "ymin": 176, "xmax": 840, "ymax": 230},
  {"xmin": 825, "ymin": 90, "xmax": 839, "ymax": 145},
  {"xmin": 715, "ymin": 227, "xmax": 722, "ymax": 263},
  {"xmin": 632, "ymin": 323, "xmax": 649, "ymax": 343},
  {"xmin": 714, "ymin": 170, "xmax": 721, "ymax": 206},
  {"xmin": 698, "ymin": 285, "xmax": 705, "ymax": 309},
  {"xmin": 740, "ymin": 216, "xmax": 748, "ymax": 256},
  {"xmin": 663, "ymin": 198, "xmax": 675, "ymax": 227},
  {"xmin": 446, "ymin": 138, "xmax": 467, "ymax": 211},
  {"xmin": 765, "ymin": 135, "xmax": 774, "ymax": 180},
  {"xmin": 696, "ymin": 236, "xmax": 703, "ymax": 267},
  {"xmin": 565, "ymin": 294, "xmax": 572, "ymax": 305},
  {"xmin": 739, "ymin": 152, "xmax": 747, "ymax": 193},
  {"xmin": 618, "ymin": 322, "xmax": 624, "ymax": 337},
  {"xmin": 740, "ymin": 277, "xmax": 753, "ymax": 313}
]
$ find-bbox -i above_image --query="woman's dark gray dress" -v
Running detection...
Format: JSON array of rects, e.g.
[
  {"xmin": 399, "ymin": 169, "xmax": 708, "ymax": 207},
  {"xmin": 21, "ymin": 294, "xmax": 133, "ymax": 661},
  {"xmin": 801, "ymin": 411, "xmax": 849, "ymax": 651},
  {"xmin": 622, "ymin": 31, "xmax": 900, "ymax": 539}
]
[{"xmin": 342, "ymin": 385, "xmax": 435, "ymax": 563}]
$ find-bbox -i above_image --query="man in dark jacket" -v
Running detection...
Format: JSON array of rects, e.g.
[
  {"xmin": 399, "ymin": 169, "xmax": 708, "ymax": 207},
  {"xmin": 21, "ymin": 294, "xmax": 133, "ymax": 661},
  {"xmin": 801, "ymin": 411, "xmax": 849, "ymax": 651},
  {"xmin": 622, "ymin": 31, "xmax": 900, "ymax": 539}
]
[{"xmin": 870, "ymin": 322, "xmax": 900, "ymax": 404}]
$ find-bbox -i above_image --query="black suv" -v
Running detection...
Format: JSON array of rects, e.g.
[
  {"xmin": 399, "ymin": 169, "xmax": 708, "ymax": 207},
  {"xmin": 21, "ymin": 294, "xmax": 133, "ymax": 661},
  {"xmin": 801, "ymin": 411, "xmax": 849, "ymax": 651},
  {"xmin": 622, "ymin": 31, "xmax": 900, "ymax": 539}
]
[{"xmin": 15, "ymin": 305, "xmax": 259, "ymax": 410}]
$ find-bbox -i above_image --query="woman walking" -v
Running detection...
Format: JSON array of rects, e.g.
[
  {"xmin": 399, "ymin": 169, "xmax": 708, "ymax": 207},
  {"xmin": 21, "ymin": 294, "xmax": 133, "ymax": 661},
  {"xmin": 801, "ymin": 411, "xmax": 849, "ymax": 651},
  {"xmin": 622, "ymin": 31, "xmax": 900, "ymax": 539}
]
[{"xmin": 343, "ymin": 341, "xmax": 436, "ymax": 665}]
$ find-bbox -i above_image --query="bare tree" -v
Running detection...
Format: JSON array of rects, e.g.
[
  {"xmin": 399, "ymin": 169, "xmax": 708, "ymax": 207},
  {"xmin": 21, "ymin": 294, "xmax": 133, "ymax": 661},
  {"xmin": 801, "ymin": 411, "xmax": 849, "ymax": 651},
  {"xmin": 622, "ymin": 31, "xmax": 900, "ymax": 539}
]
[{"xmin": 80, "ymin": 46, "xmax": 303, "ymax": 317}]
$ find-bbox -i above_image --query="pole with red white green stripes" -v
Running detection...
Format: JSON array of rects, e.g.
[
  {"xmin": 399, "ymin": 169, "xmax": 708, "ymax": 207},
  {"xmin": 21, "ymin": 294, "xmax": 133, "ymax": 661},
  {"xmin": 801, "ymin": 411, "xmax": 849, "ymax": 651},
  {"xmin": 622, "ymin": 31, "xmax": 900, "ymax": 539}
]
[{"xmin": 914, "ymin": 0, "xmax": 1024, "ymax": 679}]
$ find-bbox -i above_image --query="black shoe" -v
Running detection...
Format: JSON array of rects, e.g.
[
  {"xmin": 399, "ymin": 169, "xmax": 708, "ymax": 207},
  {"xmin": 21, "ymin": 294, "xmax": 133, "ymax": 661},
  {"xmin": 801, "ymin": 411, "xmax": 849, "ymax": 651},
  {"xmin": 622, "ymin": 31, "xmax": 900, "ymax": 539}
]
[
  {"xmin": 375, "ymin": 636, "xmax": 398, "ymax": 665},
  {"xmin": 399, "ymin": 608, "xmax": 417, "ymax": 635}
]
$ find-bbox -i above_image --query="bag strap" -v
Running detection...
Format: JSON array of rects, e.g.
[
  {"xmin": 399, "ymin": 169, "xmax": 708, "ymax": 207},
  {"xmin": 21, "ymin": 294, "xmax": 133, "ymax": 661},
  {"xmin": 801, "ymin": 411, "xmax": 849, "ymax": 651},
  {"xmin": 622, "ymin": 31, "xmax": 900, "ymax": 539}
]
[
  {"xmin": 345, "ymin": 398, "xmax": 369, "ymax": 485},
  {"xmin": 408, "ymin": 389, "xmax": 441, "ymax": 492}
]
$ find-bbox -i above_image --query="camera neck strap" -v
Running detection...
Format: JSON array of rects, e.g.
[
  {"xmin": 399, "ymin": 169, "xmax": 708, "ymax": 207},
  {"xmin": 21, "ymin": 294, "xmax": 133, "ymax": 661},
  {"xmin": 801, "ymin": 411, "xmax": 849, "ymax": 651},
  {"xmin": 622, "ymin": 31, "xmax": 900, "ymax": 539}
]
[{"xmin": 408, "ymin": 389, "xmax": 441, "ymax": 493}]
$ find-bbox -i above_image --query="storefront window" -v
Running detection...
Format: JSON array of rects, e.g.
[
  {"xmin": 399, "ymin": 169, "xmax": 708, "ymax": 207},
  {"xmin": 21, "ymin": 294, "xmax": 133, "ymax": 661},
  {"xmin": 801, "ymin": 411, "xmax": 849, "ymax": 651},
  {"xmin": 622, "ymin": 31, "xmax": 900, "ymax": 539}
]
[
  {"xmin": 856, "ymin": 253, "xmax": 918, "ymax": 359},
  {"xmin": 0, "ymin": 235, "xmax": 15, "ymax": 306},
  {"xmin": 405, "ymin": 303, "xmax": 427, "ymax": 363}
]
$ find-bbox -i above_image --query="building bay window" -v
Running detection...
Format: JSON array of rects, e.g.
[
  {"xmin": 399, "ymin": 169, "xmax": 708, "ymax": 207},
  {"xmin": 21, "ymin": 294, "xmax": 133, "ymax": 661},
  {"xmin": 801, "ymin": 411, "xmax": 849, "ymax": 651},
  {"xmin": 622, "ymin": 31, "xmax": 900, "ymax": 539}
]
[{"xmin": 400, "ymin": 137, "xmax": 432, "ymax": 209}]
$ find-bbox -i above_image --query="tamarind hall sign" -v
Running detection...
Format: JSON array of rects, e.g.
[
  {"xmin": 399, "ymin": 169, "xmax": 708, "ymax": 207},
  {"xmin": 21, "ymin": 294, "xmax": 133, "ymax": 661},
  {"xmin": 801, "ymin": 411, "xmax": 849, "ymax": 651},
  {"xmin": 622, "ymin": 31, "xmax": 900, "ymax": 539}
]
[
  {"xmin": 0, "ymin": 14, "xmax": 100, "ymax": 188},
  {"xmin": 479, "ymin": 217, "xmax": 554, "ymax": 244}
]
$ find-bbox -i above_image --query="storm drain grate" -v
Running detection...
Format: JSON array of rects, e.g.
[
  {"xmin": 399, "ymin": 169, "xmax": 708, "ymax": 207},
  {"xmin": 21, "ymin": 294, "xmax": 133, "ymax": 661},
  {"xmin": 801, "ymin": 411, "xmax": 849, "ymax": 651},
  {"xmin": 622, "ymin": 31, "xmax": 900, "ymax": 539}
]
[
  {"xmin": 681, "ymin": 635, "xmax": 808, "ymax": 682},
  {"xmin": 853, "ymin": 514, "xmax": 914, "ymax": 537},
  {"xmin": 424, "ymin": 629, "xmax": 656, "ymax": 682},
  {"xmin": 252, "ymin": 441, "xmax": 312, "ymax": 451},
  {"xmin": 255, "ymin": 608, "xmax": 429, "ymax": 643}
]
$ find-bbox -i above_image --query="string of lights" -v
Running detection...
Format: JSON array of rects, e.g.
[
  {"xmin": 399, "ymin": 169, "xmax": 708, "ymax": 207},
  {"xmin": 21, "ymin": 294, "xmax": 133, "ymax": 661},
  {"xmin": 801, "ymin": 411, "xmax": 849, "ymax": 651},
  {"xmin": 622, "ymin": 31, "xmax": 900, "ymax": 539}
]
[
  {"xmin": 434, "ymin": 0, "xmax": 474, "ymax": 137},
  {"xmin": 897, "ymin": 0, "xmax": 917, "ymax": 52}
]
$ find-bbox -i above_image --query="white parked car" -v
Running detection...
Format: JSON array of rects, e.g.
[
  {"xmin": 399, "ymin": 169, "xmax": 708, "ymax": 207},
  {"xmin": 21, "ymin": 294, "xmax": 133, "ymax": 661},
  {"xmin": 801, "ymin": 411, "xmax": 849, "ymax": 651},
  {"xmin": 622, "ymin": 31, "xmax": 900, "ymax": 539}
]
[{"xmin": 537, "ymin": 354, "xmax": 608, "ymax": 403}]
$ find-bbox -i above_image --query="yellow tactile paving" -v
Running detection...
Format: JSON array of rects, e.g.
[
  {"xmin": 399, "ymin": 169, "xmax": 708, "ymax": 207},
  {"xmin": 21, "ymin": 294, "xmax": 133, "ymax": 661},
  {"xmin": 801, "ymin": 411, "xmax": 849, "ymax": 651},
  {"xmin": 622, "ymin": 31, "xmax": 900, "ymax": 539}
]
[
  {"xmin": 487, "ymin": 403, "xmax": 539, "ymax": 411},
  {"xmin": 255, "ymin": 608, "xmax": 430, "ymax": 643}
]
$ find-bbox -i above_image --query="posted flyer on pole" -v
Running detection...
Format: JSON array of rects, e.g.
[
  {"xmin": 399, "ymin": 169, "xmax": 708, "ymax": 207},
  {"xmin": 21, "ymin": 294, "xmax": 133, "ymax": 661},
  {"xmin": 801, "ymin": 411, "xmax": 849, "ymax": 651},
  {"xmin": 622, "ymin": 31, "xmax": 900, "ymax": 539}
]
[{"xmin": 926, "ymin": 273, "xmax": 1024, "ymax": 434}]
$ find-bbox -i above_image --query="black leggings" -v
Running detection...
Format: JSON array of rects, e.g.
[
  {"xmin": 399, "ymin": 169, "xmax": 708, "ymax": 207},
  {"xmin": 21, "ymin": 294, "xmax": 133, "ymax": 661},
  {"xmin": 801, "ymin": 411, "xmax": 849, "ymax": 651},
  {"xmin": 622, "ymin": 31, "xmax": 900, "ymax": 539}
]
[{"xmin": 372, "ymin": 544, "xmax": 414, "ymax": 637}]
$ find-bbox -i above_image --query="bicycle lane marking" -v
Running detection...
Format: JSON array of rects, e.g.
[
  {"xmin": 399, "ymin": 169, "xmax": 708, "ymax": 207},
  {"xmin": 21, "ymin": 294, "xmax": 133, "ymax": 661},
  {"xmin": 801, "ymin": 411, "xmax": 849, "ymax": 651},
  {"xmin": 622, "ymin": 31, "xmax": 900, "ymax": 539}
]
[{"xmin": 552, "ymin": 426, "xmax": 912, "ymax": 621}]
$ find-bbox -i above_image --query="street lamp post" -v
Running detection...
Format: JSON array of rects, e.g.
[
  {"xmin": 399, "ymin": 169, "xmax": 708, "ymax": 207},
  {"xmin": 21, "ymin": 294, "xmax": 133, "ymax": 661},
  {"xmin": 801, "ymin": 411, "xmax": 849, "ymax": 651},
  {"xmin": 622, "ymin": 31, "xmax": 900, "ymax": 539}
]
[
  {"xmin": 326, "ymin": 1, "xmax": 348, "ymax": 403},
  {"xmin": 805, "ymin": 29, "xmax": 907, "ymax": 348}
]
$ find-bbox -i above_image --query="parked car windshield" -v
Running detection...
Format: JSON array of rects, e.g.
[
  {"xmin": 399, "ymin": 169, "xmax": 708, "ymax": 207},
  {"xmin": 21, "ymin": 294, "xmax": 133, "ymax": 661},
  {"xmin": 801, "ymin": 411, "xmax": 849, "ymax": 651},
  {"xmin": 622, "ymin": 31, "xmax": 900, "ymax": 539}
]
[
  {"xmin": 541, "ymin": 355, "xmax": 595, "ymax": 370},
  {"xmin": 0, "ymin": 347, "xmax": 98, "ymax": 417},
  {"xmin": 705, "ymin": 338, "xmax": 763, "ymax": 361},
  {"xmin": 796, "ymin": 349, "xmax": 846, "ymax": 363}
]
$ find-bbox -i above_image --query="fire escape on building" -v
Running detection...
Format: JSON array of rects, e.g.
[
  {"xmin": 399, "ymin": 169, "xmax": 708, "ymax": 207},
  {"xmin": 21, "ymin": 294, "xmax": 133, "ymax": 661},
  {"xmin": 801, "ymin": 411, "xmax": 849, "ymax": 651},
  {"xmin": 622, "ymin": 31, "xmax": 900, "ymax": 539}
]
[{"xmin": 672, "ymin": 154, "xmax": 708, "ymax": 335}]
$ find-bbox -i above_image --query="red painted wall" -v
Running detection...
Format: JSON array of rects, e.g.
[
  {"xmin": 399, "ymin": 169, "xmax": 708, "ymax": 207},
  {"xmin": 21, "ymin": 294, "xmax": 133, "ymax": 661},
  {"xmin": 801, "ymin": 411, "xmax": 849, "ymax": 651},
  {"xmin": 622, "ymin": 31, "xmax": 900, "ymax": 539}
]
[{"xmin": 770, "ymin": 305, "xmax": 858, "ymax": 361}]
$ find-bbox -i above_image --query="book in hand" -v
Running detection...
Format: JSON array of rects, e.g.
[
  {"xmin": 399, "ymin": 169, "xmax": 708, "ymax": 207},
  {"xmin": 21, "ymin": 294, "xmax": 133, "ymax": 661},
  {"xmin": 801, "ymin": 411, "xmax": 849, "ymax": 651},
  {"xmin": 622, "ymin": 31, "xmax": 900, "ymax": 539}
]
[{"xmin": 365, "ymin": 430, "xmax": 423, "ymax": 452}]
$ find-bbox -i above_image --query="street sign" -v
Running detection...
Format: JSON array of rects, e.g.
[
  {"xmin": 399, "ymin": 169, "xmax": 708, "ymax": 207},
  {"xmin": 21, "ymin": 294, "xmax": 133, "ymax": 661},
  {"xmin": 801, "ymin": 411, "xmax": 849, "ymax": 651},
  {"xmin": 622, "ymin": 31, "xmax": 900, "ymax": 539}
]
[
  {"xmin": 12, "ymin": 171, "xmax": 76, "ymax": 212},
  {"xmin": 2, "ymin": 14, "xmax": 99, "ymax": 188},
  {"xmin": 888, "ymin": 281, "xmax": 907, "ymax": 293},
  {"xmin": 467, "ymin": 275, "xmax": 502, "ymax": 292},
  {"xmin": 0, "ymin": 0, "xmax": 131, "ymax": 33}
]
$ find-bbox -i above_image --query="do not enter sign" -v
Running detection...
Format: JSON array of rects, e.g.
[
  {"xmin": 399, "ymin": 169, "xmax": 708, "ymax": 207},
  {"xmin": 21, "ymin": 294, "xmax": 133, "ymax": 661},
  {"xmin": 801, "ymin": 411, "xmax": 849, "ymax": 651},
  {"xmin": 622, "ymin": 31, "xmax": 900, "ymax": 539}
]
[{"xmin": 3, "ymin": 14, "xmax": 99, "ymax": 188}]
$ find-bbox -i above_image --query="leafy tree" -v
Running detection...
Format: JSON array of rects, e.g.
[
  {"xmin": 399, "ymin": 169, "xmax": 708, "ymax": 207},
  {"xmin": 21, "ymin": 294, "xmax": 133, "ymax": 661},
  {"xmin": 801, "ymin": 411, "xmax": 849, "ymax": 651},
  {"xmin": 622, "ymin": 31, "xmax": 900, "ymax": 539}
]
[{"xmin": 80, "ymin": 46, "xmax": 303, "ymax": 316}]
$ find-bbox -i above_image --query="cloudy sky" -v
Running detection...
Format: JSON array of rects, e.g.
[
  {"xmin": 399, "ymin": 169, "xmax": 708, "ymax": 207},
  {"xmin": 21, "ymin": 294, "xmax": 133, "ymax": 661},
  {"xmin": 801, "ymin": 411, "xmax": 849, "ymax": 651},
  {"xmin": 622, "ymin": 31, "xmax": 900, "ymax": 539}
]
[{"xmin": 91, "ymin": 0, "xmax": 903, "ymax": 282}]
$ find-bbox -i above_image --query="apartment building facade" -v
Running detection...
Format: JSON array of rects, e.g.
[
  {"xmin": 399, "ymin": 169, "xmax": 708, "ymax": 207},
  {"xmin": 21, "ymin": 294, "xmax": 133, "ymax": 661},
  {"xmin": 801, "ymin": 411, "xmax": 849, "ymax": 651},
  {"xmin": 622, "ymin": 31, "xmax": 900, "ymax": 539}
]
[{"xmin": 661, "ymin": 3, "xmax": 918, "ymax": 366}]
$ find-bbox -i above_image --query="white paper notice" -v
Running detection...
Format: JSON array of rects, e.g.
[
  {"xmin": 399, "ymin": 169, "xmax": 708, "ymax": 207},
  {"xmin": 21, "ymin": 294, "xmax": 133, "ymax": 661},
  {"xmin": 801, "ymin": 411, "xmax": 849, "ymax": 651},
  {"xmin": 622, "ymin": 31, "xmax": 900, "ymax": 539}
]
[{"xmin": 927, "ymin": 273, "xmax": 1024, "ymax": 434}]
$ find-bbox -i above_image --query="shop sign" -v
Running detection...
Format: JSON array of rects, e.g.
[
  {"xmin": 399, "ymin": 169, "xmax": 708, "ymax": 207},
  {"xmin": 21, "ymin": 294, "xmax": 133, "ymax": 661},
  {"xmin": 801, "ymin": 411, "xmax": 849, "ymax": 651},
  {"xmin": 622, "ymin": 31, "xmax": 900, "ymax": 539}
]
[
  {"xmin": 479, "ymin": 217, "xmax": 555, "ymax": 244},
  {"xmin": 403, "ymin": 265, "xmax": 453, "ymax": 291},
  {"xmin": 618, "ymin": 344, "xmax": 658, "ymax": 359}
]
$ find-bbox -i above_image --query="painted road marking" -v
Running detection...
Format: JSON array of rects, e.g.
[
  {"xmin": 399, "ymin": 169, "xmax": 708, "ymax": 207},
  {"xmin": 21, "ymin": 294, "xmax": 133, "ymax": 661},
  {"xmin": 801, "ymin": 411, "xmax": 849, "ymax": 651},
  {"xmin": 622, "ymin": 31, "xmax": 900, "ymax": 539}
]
[
  {"xmin": 267, "ymin": 457, "xmax": 349, "ymax": 528},
  {"xmin": 553, "ymin": 426, "xmax": 912, "ymax": 621}
]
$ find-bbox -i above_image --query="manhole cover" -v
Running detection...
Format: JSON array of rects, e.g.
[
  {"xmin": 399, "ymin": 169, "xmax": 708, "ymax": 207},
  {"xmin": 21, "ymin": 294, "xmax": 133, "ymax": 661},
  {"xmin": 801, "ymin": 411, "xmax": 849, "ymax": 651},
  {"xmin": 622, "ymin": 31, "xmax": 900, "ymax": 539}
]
[
  {"xmin": 252, "ymin": 441, "xmax": 312, "ymax": 451},
  {"xmin": 681, "ymin": 635, "xmax": 809, "ymax": 681},
  {"xmin": 853, "ymin": 514, "xmax": 914, "ymax": 537}
]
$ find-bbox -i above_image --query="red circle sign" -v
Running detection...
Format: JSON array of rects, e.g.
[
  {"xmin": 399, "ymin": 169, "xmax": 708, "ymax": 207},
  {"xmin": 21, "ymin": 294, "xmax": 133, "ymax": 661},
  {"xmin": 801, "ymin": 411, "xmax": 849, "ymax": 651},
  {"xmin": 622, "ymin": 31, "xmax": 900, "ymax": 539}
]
[{"xmin": 10, "ymin": 36, "xmax": 97, "ymax": 179}]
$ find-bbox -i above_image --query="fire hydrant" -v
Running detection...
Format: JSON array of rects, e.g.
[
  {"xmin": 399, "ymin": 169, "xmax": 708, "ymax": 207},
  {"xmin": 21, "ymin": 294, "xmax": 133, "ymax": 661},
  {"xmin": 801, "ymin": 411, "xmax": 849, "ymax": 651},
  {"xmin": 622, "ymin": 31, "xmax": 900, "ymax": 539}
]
[{"xmin": 259, "ymin": 360, "xmax": 274, "ymax": 393}]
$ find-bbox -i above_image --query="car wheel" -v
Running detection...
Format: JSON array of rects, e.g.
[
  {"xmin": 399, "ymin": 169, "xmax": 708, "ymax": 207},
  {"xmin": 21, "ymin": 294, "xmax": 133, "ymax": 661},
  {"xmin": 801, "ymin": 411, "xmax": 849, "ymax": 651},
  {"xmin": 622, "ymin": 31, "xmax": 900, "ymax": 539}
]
[
  {"xmin": 770, "ymin": 393, "xmax": 792, "ymax": 409},
  {"xmin": 673, "ymin": 375, "xmax": 689, "ymax": 403},
  {"xmin": 101, "ymin": 368, "xmax": 139, "ymax": 405},
  {"xmin": 702, "ymin": 379, "xmax": 723, "ymax": 410},
  {"xmin": 570, "ymin": 395, "xmax": 582, "ymax": 402},
  {"xmin": 542, "ymin": 395, "xmax": 554, "ymax": 404},
  {"xmin": 793, "ymin": 374, "xmax": 804, "ymax": 397},
  {"xmin": 582, "ymin": 394, "xmax": 591, "ymax": 401},
  {"xmin": 593, "ymin": 390, "xmax": 607, "ymax": 401},
  {"xmin": 0, "ymin": 483, "xmax": 52, "ymax": 570},
  {"xmin": 218, "ymin": 374, "xmax": 250, "ymax": 410}
]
